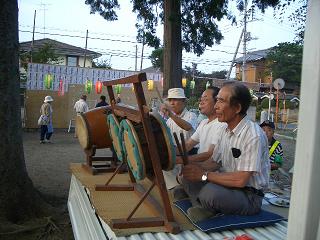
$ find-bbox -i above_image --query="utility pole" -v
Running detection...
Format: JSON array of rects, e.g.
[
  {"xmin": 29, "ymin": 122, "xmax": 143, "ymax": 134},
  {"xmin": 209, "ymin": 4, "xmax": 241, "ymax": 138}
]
[
  {"xmin": 268, "ymin": 72, "xmax": 273, "ymax": 120},
  {"xmin": 30, "ymin": 10, "xmax": 36, "ymax": 63},
  {"xmin": 39, "ymin": 0, "xmax": 49, "ymax": 38},
  {"xmin": 83, "ymin": 29, "xmax": 88, "ymax": 68},
  {"xmin": 135, "ymin": 45, "xmax": 138, "ymax": 71},
  {"xmin": 242, "ymin": 0, "xmax": 248, "ymax": 82},
  {"xmin": 140, "ymin": 33, "xmax": 145, "ymax": 71},
  {"xmin": 226, "ymin": 28, "xmax": 244, "ymax": 80}
]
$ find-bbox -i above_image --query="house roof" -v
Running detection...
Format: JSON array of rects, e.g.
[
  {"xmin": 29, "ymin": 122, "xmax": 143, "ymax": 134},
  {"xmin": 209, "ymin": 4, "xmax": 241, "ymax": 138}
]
[
  {"xmin": 206, "ymin": 77, "xmax": 263, "ymax": 91},
  {"xmin": 19, "ymin": 38, "xmax": 102, "ymax": 59},
  {"xmin": 235, "ymin": 48, "xmax": 271, "ymax": 64},
  {"xmin": 141, "ymin": 66, "xmax": 162, "ymax": 73}
]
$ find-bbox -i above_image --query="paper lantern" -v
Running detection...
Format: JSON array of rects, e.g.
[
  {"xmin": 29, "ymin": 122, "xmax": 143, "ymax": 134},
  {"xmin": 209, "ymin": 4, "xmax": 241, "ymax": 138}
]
[
  {"xmin": 182, "ymin": 78, "xmax": 187, "ymax": 88},
  {"xmin": 147, "ymin": 80, "xmax": 154, "ymax": 91},
  {"xmin": 44, "ymin": 74, "xmax": 53, "ymax": 90},
  {"xmin": 58, "ymin": 79, "xmax": 64, "ymax": 96},
  {"xmin": 190, "ymin": 80, "xmax": 195, "ymax": 89},
  {"xmin": 131, "ymin": 84, "xmax": 135, "ymax": 92},
  {"xmin": 115, "ymin": 84, "xmax": 122, "ymax": 94},
  {"xmin": 95, "ymin": 80, "xmax": 103, "ymax": 94},
  {"xmin": 85, "ymin": 80, "xmax": 93, "ymax": 94},
  {"xmin": 205, "ymin": 81, "xmax": 210, "ymax": 89}
]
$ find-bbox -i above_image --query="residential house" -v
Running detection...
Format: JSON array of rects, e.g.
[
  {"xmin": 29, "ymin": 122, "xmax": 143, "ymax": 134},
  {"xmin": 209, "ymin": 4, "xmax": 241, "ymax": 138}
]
[
  {"xmin": 235, "ymin": 48, "xmax": 272, "ymax": 86},
  {"xmin": 235, "ymin": 48, "xmax": 300, "ymax": 94},
  {"xmin": 19, "ymin": 38, "xmax": 102, "ymax": 68}
]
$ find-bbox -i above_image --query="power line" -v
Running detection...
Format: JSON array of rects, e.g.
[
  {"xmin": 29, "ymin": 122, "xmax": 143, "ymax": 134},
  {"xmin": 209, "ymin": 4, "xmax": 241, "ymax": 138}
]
[{"xmin": 19, "ymin": 30, "xmax": 139, "ymax": 44}]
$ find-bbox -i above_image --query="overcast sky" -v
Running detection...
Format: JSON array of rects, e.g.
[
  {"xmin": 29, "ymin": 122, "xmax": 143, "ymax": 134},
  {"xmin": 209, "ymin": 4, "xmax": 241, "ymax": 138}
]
[{"xmin": 18, "ymin": 0, "xmax": 300, "ymax": 76}]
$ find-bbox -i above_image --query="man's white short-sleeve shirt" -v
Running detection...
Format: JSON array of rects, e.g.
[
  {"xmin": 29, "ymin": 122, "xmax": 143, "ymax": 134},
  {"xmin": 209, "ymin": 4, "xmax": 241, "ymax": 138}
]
[{"xmin": 191, "ymin": 118, "xmax": 227, "ymax": 154}]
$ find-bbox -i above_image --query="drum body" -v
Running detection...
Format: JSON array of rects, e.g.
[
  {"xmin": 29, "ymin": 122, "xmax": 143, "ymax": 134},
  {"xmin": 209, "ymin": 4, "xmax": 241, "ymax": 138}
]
[
  {"xmin": 120, "ymin": 112, "xmax": 176, "ymax": 180},
  {"xmin": 76, "ymin": 106, "xmax": 112, "ymax": 150}
]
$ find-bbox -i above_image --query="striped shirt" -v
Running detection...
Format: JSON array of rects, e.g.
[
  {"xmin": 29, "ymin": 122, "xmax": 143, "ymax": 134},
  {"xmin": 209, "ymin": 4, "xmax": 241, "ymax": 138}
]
[
  {"xmin": 269, "ymin": 137, "xmax": 284, "ymax": 164},
  {"xmin": 213, "ymin": 116, "xmax": 270, "ymax": 190},
  {"xmin": 74, "ymin": 99, "xmax": 89, "ymax": 114}
]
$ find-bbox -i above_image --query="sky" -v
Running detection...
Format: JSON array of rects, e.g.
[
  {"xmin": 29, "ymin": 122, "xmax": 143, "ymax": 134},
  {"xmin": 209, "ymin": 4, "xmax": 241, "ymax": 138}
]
[{"xmin": 18, "ymin": 0, "xmax": 301, "ymax": 77}]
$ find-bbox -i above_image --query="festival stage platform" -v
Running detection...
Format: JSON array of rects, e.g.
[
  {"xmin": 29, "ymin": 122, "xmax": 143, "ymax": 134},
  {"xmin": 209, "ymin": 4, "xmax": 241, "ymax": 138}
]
[{"xmin": 68, "ymin": 163, "xmax": 288, "ymax": 240}]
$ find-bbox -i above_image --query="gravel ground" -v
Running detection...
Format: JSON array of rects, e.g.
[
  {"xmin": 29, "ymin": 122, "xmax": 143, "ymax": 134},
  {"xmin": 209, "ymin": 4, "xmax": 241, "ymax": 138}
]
[{"xmin": 24, "ymin": 130, "xmax": 85, "ymax": 200}]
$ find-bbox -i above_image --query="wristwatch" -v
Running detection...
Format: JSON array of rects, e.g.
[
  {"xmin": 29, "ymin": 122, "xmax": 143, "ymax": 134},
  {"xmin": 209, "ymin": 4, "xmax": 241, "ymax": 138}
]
[{"xmin": 201, "ymin": 172, "xmax": 208, "ymax": 182}]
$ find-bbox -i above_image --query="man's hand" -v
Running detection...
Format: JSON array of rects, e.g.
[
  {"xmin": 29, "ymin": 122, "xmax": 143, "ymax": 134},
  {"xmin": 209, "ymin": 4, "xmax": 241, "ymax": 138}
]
[
  {"xmin": 182, "ymin": 164, "xmax": 205, "ymax": 182},
  {"xmin": 160, "ymin": 103, "xmax": 173, "ymax": 118}
]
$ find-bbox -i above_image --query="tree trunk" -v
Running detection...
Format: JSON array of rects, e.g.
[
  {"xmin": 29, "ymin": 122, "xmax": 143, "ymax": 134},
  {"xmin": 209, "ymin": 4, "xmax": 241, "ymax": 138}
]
[
  {"xmin": 0, "ymin": 0, "xmax": 43, "ymax": 223},
  {"xmin": 163, "ymin": 0, "xmax": 182, "ymax": 96}
]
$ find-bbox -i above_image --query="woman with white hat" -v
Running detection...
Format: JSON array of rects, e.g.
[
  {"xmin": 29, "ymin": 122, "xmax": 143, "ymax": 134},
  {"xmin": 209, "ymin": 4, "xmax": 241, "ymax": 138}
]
[{"xmin": 39, "ymin": 96, "xmax": 54, "ymax": 143}]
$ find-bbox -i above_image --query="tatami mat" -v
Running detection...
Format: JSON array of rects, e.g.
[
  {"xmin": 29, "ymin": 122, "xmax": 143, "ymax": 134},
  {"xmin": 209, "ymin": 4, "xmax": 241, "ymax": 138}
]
[{"xmin": 70, "ymin": 163, "xmax": 195, "ymax": 236}]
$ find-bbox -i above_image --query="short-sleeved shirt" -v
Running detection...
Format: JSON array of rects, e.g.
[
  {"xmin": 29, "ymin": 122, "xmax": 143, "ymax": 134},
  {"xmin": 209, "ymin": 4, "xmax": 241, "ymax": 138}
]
[
  {"xmin": 74, "ymin": 99, "xmax": 89, "ymax": 113},
  {"xmin": 213, "ymin": 116, "xmax": 270, "ymax": 190},
  {"xmin": 166, "ymin": 108, "xmax": 197, "ymax": 144},
  {"xmin": 191, "ymin": 118, "xmax": 227, "ymax": 155}
]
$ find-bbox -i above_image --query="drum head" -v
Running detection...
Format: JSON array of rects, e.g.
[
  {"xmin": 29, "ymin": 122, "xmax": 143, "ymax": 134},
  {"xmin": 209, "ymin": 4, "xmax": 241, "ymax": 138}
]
[
  {"xmin": 76, "ymin": 114, "xmax": 90, "ymax": 149},
  {"xmin": 150, "ymin": 112, "xmax": 176, "ymax": 171},
  {"xmin": 107, "ymin": 114, "xmax": 124, "ymax": 162},
  {"xmin": 120, "ymin": 119, "xmax": 146, "ymax": 181}
]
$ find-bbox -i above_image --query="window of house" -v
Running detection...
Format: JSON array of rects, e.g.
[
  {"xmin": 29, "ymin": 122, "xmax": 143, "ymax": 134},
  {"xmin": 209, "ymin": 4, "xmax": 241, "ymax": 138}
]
[{"xmin": 67, "ymin": 56, "xmax": 78, "ymax": 66}]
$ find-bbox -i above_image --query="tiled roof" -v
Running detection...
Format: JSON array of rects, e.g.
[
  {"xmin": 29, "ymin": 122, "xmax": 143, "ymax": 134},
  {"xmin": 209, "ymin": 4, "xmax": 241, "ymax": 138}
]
[
  {"xmin": 209, "ymin": 78, "xmax": 265, "ymax": 91},
  {"xmin": 19, "ymin": 38, "xmax": 101, "ymax": 58},
  {"xmin": 235, "ymin": 48, "xmax": 271, "ymax": 64}
]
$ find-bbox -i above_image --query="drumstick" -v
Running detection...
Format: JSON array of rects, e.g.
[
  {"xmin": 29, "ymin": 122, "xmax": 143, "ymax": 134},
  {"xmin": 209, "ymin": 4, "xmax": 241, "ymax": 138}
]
[
  {"xmin": 173, "ymin": 132, "xmax": 187, "ymax": 165},
  {"xmin": 180, "ymin": 133, "xmax": 189, "ymax": 165}
]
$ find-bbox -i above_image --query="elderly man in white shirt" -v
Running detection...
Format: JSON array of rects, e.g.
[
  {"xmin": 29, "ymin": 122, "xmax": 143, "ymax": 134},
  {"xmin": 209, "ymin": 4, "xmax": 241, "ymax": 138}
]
[
  {"xmin": 160, "ymin": 88, "xmax": 197, "ymax": 189},
  {"xmin": 73, "ymin": 95, "xmax": 89, "ymax": 137},
  {"xmin": 181, "ymin": 82, "xmax": 270, "ymax": 222},
  {"xmin": 173, "ymin": 87, "xmax": 226, "ymax": 200},
  {"xmin": 176, "ymin": 87, "xmax": 226, "ymax": 165},
  {"xmin": 74, "ymin": 95, "xmax": 89, "ymax": 114}
]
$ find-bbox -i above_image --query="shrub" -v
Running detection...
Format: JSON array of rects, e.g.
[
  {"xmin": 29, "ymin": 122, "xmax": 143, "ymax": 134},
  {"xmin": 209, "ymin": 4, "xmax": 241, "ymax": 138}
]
[
  {"xmin": 279, "ymin": 100, "xmax": 296, "ymax": 110},
  {"xmin": 187, "ymin": 96, "xmax": 199, "ymax": 110},
  {"xmin": 261, "ymin": 98, "xmax": 276, "ymax": 108}
]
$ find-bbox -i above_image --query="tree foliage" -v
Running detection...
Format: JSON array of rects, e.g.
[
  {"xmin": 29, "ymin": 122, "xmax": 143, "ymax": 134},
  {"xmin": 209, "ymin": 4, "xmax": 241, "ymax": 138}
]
[
  {"xmin": 20, "ymin": 43, "xmax": 60, "ymax": 71},
  {"xmin": 149, "ymin": 47, "xmax": 163, "ymax": 72},
  {"xmin": 92, "ymin": 59, "xmax": 112, "ymax": 69},
  {"xmin": 265, "ymin": 42, "xmax": 303, "ymax": 84},
  {"xmin": 85, "ymin": 0, "xmax": 280, "ymax": 55},
  {"xmin": 84, "ymin": 0, "xmax": 285, "ymax": 92},
  {"xmin": 275, "ymin": 0, "xmax": 307, "ymax": 43}
]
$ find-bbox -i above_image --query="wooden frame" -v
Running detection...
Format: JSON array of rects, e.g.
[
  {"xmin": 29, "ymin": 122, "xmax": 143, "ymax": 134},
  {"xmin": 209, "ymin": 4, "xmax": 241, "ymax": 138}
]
[
  {"xmin": 82, "ymin": 145, "xmax": 118, "ymax": 175},
  {"xmin": 98, "ymin": 73, "xmax": 180, "ymax": 233}
]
